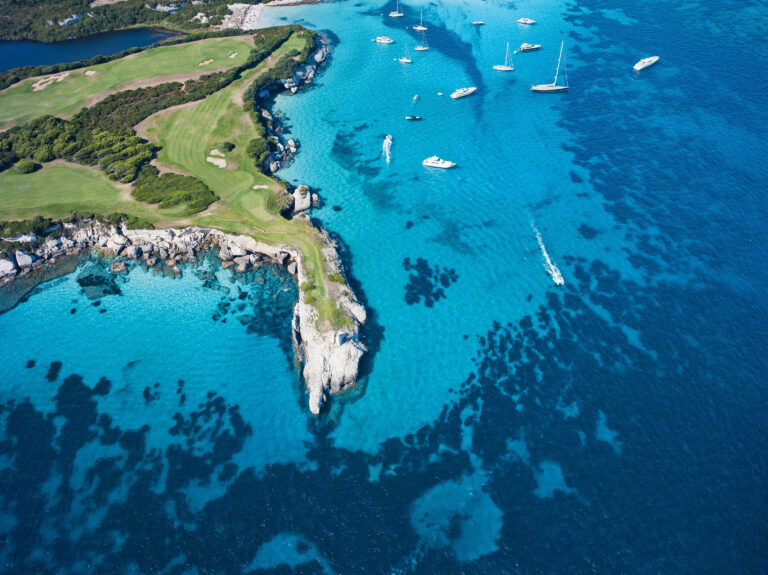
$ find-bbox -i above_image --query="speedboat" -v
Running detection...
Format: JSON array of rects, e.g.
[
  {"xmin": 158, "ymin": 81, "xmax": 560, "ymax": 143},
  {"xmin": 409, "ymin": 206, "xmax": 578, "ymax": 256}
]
[
  {"xmin": 633, "ymin": 56, "xmax": 659, "ymax": 71},
  {"xmin": 376, "ymin": 36, "xmax": 394, "ymax": 44},
  {"xmin": 389, "ymin": 0, "xmax": 403, "ymax": 17},
  {"xmin": 450, "ymin": 86, "xmax": 477, "ymax": 99},
  {"xmin": 519, "ymin": 43, "xmax": 541, "ymax": 52},
  {"xmin": 517, "ymin": 17, "xmax": 536, "ymax": 24},
  {"xmin": 405, "ymin": 116, "xmax": 423, "ymax": 121},
  {"xmin": 423, "ymin": 156, "xmax": 456, "ymax": 169},
  {"xmin": 472, "ymin": 21, "xmax": 484, "ymax": 25}
]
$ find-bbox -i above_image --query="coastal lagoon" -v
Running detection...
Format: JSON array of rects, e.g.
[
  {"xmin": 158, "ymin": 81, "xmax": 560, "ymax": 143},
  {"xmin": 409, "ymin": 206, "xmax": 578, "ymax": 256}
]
[
  {"xmin": 0, "ymin": 28, "xmax": 180, "ymax": 73},
  {"xmin": 1, "ymin": 0, "xmax": 767, "ymax": 573}
]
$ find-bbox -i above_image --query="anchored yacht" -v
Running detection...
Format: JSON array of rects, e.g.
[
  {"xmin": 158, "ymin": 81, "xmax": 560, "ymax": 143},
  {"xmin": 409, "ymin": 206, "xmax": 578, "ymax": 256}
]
[
  {"xmin": 472, "ymin": 21, "xmax": 485, "ymax": 25},
  {"xmin": 493, "ymin": 42, "xmax": 514, "ymax": 71},
  {"xmin": 389, "ymin": 0, "xmax": 403, "ymax": 17},
  {"xmin": 517, "ymin": 17, "xmax": 536, "ymax": 24},
  {"xmin": 531, "ymin": 41, "xmax": 568, "ymax": 92},
  {"xmin": 376, "ymin": 36, "xmax": 394, "ymax": 44},
  {"xmin": 519, "ymin": 43, "xmax": 541, "ymax": 52},
  {"xmin": 405, "ymin": 116, "xmax": 423, "ymax": 121},
  {"xmin": 413, "ymin": 9, "xmax": 427, "ymax": 31},
  {"xmin": 633, "ymin": 56, "xmax": 659, "ymax": 71},
  {"xmin": 398, "ymin": 44, "xmax": 411, "ymax": 63},
  {"xmin": 422, "ymin": 156, "xmax": 456, "ymax": 169},
  {"xmin": 450, "ymin": 86, "xmax": 477, "ymax": 99},
  {"xmin": 415, "ymin": 29, "xmax": 429, "ymax": 51}
]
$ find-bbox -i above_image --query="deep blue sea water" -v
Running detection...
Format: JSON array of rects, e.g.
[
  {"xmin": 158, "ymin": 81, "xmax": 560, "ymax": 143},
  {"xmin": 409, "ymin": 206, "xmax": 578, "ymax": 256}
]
[
  {"xmin": 0, "ymin": 28, "xmax": 179, "ymax": 73},
  {"xmin": 1, "ymin": 0, "xmax": 767, "ymax": 573}
]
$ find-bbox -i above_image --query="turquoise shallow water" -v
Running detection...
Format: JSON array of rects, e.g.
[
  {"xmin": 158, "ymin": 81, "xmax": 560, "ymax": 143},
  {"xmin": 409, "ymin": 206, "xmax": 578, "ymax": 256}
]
[{"xmin": 1, "ymin": 0, "xmax": 767, "ymax": 572}]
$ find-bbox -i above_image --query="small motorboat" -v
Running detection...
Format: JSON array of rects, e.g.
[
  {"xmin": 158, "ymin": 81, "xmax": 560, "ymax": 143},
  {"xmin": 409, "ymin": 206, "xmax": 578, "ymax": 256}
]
[
  {"xmin": 450, "ymin": 86, "xmax": 477, "ymax": 99},
  {"xmin": 472, "ymin": 21, "xmax": 484, "ymax": 25},
  {"xmin": 423, "ymin": 156, "xmax": 456, "ymax": 169},
  {"xmin": 519, "ymin": 43, "xmax": 541, "ymax": 52},
  {"xmin": 405, "ymin": 116, "xmax": 423, "ymax": 121},
  {"xmin": 376, "ymin": 36, "xmax": 394, "ymax": 44},
  {"xmin": 633, "ymin": 56, "xmax": 660, "ymax": 71},
  {"xmin": 517, "ymin": 17, "xmax": 536, "ymax": 24}
]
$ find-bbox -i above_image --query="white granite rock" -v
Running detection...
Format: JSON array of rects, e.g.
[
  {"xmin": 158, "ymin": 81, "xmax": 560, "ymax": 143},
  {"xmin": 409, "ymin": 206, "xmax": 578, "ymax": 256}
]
[
  {"xmin": 15, "ymin": 250, "xmax": 35, "ymax": 269},
  {"xmin": 0, "ymin": 258, "xmax": 17, "ymax": 277}
]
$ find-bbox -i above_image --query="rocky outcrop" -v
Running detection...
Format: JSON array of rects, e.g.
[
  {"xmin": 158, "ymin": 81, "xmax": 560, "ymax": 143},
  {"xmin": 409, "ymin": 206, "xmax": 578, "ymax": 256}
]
[{"xmin": 0, "ymin": 219, "xmax": 366, "ymax": 415}]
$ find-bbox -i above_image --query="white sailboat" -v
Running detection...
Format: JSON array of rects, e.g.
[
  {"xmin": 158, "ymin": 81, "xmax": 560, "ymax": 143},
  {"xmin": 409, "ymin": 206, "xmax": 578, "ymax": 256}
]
[
  {"xmin": 389, "ymin": 0, "xmax": 404, "ymax": 18},
  {"xmin": 399, "ymin": 44, "xmax": 411, "ymax": 63},
  {"xmin": 531, "ymin": 41, "xmax": 568, "ymax": 92},
  {"xmin": 415, "ymin": 29, "xmax": 429, "ymax": 51},
  {"xmin": 493, "ymin": 42, "xmax": 514, "ymax": 71},
  {"xmin": 413, "ymin": 9, "xmax": 427, "ymax": 31}
]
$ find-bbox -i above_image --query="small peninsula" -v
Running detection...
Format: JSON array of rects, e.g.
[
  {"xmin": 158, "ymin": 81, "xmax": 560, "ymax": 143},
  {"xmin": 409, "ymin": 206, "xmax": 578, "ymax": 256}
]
[{"xmin": 0, "ymin": 25, "xmax": 367, "ymax": 414}]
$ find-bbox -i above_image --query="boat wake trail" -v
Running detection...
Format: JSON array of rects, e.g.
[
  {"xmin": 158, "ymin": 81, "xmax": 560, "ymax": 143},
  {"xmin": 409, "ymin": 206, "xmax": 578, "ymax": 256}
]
[
  {"xmin": 383, "ymin": 134, "xmax": 392, "ymax": 164},
  {"xmin": 531, "ymin": 222, "xmax": 565, "ymax": 285}
]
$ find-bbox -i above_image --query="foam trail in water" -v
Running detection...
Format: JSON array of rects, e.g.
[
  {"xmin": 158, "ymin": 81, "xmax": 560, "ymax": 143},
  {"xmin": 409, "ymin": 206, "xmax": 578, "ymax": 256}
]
[
  {"xmin": 531, "ymin": 222, "xmax": 564, "ymax": 285},
  {"xmin": 383, "ymin": 134, "xmax": 392, "ymax": 164}
]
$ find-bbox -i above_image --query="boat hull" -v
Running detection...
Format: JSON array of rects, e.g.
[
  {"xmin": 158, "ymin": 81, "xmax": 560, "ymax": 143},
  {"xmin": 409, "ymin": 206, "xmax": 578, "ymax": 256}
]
[
  {"xmin": 493, "ymin": 65, "xmax": 514, "ymax": 71},
  {"xmin": 519, "ymin": 44, "xmax": 541, "ymax": 52},
  {"xmin": 415, "ymin": 46, "xmax": 428, "ymax": 51},
  {"xmin": 633, "ymin": 56, "xmax": 660, "ymax": 71},
  {"xmin": 530, "ymin": 84, "xmax": 568, "ymax": 92},
  {"xmin": 413, "ymin": 25, "xmax": 427, "ymax": 31}
]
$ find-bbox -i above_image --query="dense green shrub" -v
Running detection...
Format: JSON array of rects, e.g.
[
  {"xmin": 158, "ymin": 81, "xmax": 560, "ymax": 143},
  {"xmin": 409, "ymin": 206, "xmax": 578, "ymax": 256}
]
[
  {"xmin": 219, "ymin": 141, "xmax": 235, "ymax": 153},
  {"xmin": 132, "ymin": 165, "xmax": 218, "ymax": 215},
  {"xmin": 15, "ymin": 158, "xmax": 36, "ymax": 174},
  {"xmin": 96, "ymin": 212, "xmax": 155, "ymax": 230},
  {"xmin": 328, "ymin": 273, "xmax": 346, "ymax": 284},
  {"xmin": 0, "ymin": 216, "xmax": 53, "ymax": 237}
]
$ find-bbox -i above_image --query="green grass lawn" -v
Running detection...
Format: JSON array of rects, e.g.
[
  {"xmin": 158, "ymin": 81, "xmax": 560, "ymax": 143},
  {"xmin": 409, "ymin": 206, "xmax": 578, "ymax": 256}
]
[
  {"xmin": 0, "ymin": 30, "xmax": 344, "ymax": 326},
  {"xmin": 0, "ymin": 36, "xmax": 253, "ymax": 128}
]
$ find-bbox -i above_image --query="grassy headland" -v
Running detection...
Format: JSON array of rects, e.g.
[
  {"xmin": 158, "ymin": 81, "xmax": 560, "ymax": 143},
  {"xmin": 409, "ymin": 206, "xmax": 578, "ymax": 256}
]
[{"xmin": 0, "ymin": 27, "xmax": 348, "ymax": 328}]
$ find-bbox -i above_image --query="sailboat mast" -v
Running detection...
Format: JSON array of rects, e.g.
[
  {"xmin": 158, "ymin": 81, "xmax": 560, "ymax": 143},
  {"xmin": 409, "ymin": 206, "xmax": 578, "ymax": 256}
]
[
  {"xmin": 553, "ymin": 41, "xmax": 563, "ymax": 86},
  {"xmin": 505, "ymin": 42, "xmax": 510, "ymax": 67}
]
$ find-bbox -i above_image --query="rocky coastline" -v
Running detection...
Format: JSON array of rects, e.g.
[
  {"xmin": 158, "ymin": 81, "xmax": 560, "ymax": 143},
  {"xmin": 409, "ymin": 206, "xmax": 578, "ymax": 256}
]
[{"xmin": 0, "ymin": 220, "xmax": 366, "ymax": 415}]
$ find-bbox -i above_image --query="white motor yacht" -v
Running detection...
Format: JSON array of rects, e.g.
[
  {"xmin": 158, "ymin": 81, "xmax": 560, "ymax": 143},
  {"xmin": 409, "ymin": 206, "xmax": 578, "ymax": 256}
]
[
  {"xmin": 633, "ymin": 56, "xmax": 659, "ymax": 71},
  {"xmin": 422, "ymin": 156, "xmax": 456, "ymax": 169},
  {"xmin": 517, "ymin": 17, "xmax": 536, "ymax": 24},
  {"xmin": 450, "ymin": 86, "xmax": 477, "ymax": 99},
  {"xmin": 472, "ymin": 21, "xmax": 485, "ymax": 25},
  {"xmin": 376, "ymin": 36, "xmax": 394, "ymax": 44},
  {"xmin": 519, "ymin": 43, "xmax": 541, "ymax": 52}
]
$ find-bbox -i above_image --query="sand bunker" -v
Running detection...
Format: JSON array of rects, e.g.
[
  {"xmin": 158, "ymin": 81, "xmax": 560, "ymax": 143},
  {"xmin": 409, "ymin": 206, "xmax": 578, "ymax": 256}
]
[
  {"xmin": 84, "ymin": 70, "xmax": 96, "ymax": 76},
  {"xmin": 209, "ymin": 149, "xmax": 225, "ymax": 157},
  {"xmin": 252, "ymin": 185, "xmax": 270, "ymax": 190},
  {"xmin": 229, "ymin": 52, "xmax": 239, "ymax": 59},
  {"xmin": 198, "ymin": 59, "xmax": 215, "ymax": 67},
  {"xmin": 32, "ymin": 72, "xmax": 70, "ymax": 92},
  {"xmin": 206, "ymin": 156, "xmax": 227, "ymax": 168}
]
